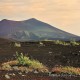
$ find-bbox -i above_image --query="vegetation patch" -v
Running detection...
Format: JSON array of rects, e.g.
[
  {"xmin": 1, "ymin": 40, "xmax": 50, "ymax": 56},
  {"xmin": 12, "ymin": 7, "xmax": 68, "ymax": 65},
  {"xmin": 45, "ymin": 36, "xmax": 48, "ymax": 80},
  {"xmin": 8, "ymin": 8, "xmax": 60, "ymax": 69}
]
[
  {"xmin": 52, "ymin": 66, "xmax": 80, "ymax": 75},
  {"xmin": 43, "ymin": 40, "xmax": 80, "ymax": 46},
  {"xmin": 1, "ymin": 52, "xmax": 48, "ymax": 73}
]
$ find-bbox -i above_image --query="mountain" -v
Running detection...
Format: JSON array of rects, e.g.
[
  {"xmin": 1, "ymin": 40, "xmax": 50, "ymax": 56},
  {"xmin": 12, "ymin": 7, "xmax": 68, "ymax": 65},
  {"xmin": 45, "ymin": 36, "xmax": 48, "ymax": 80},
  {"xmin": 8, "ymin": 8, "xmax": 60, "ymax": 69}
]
[{"xmin": 0, "ymin": 18, "xmax": 80, "ymax": 41}]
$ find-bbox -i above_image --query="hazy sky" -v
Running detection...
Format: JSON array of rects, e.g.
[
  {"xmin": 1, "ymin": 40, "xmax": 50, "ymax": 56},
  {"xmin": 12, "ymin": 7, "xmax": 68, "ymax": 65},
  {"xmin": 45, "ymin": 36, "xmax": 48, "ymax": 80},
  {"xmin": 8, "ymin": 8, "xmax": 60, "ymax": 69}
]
[{"xmin": 0, "ymin": 0, "xmax": 80, "ymax": 36}]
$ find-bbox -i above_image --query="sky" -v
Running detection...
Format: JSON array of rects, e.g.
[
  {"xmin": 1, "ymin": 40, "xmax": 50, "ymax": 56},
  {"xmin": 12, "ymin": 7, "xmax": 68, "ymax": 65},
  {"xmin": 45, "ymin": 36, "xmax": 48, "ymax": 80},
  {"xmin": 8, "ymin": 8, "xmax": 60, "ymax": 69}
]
[{"xmin": 0, "ymin": 0, "xmax": 80, "ymax": 36}]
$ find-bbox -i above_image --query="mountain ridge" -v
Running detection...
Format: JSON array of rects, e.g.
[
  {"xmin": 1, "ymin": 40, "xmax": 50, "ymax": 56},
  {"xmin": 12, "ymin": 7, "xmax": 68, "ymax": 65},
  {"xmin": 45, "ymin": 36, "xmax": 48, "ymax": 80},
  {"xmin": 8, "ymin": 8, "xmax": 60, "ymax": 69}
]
[{"xmin": 0, "ymin": 18, "xmax": 80, "ymax": 41}]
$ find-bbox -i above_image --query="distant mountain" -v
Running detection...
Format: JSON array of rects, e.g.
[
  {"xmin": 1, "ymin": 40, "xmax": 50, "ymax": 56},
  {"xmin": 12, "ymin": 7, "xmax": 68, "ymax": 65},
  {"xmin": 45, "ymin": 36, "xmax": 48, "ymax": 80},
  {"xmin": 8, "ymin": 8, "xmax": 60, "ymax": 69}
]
[{"xmin": 0, "ymin": 18, "xmax": 80, "ymax": 41}]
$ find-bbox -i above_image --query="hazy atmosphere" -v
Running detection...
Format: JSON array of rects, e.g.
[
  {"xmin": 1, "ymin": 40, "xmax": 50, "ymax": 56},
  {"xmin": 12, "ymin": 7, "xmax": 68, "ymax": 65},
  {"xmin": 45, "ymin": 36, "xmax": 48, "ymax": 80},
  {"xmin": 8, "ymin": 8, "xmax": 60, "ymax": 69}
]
[
  {"xmin": 0, "ymin": 0, "xmax": 80, "ymax": 36},
  {"xmin": 0, "ymin": 1, "xmax": 80, "ymax": 80}
]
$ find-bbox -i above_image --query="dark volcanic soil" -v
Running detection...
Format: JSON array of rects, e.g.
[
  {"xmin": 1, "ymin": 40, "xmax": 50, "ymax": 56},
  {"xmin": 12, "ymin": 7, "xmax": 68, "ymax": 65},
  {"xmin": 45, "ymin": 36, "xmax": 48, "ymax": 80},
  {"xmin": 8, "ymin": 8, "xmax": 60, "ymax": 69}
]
[
  {"xmin": 0, "ymin": 40, "xmax": 80, "ymax": 68},
  {"xmin": 0, "ymin": 38, "xmax": 80, "ymax": 80},
  {"xmin": 0, "ymin": 71, "xmax": 80, "ymax": 80}
]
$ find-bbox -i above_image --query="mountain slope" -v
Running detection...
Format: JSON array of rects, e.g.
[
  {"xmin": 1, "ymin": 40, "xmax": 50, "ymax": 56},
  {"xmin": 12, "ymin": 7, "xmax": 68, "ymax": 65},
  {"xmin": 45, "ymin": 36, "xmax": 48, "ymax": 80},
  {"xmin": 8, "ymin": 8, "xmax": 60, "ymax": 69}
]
[{"xmin": 0, "ymin": 18, "xmax": 80, "ymax": 41}]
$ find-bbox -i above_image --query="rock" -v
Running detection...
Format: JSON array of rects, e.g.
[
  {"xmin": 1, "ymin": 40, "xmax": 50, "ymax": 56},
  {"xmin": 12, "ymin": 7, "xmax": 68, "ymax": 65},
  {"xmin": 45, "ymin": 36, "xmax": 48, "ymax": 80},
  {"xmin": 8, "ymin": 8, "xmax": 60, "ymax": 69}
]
[
  {"xmin": 13, "ymin": 66, "xmax": 19, "ymax": 71},
  {"xmin": 19, "ymin": 66, "xmax": 27, "ymax": 72},
  {"xmin": 5, "ymin": 74, "xmax": 10, "ymax": 79},
  {"xmin": 49, "ymin": 51, "xmax": 52, "ymax": 54},
  {"xmin": 2, "ymin": 64, "xmax": 12, "ymax": 70},
  {"xmin": 18, "ymin": 72, "xmax": 22, "ymax": 75},
  {"xmin": 34, "ymin": 70, "xmax": 39, "ymax": 74},
  {"xmin": 25, "ymin": 69, "xmax": 29, "ymax": 73},
  {"xmin": 22, "ymin": 75, "xmax": 26, "ymax": 76},
  {"xmin": 9, "ymin": 73, "xmax": 15, "ymax": 76},
  {"xmin": 12, "ymin": 73, "xmax": 15, "ymax": 76}
]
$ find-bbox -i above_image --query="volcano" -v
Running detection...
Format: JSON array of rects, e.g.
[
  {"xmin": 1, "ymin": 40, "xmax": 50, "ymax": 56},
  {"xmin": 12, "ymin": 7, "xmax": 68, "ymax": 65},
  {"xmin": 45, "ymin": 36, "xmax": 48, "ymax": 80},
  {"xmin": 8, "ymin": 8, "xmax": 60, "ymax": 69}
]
[{"xmin": 0, "ymin": 18, "xmax": 80, "ymax": 41}]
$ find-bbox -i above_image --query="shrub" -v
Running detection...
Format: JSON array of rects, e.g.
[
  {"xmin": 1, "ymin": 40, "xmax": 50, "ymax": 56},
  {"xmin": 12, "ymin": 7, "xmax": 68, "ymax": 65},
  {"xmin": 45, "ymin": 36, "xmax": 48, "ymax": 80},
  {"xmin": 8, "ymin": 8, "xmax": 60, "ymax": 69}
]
[
  {"xmin": 52, "ymin": 40, "xmax": 80, "ymax": 46},
  {"xmin": 16, "ymin": 52, "xmax": 48, "ymax": 72},
  {"xmin": 30, "ymin": 59, "xmax": 45, "ymax": 69},
  {"xmin": 14, "ymin": 42, "xmax": 21, "ymax": 47},
  {"xmin": 53, "ymin": 40, "xmax": 69, "ymax": 46},
  {"xmin": 1, "ymin": 52, "xmax": 49, "ymax": 72},
  {"xmin": 16, "ymin": 52, "xmax": 31, "ymax": 66}
]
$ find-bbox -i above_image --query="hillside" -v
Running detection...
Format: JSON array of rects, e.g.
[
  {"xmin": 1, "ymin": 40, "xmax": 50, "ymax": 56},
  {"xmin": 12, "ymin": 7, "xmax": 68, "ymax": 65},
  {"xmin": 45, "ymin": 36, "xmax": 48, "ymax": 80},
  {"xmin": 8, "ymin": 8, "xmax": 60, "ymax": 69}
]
[{"xmin": 0, "ymin": 18, "xmax": 80, "ymax": 41}]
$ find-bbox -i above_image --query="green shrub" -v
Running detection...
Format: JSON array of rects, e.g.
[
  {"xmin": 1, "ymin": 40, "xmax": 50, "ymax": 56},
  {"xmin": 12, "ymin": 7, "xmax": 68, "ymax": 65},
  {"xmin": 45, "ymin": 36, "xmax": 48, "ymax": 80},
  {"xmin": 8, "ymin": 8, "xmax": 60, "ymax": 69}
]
[
  {"xmin": 14, "ymin": 42, "xmax": 21, "ymax": 47},
  {"xmin": 52, "ymin": 40, "xmax": 80, "ymax": 46},
  {"xmin": 70, "ymin": 40, "xmax": 79, "ymax": 46},
  {"xmin": 30, "ymin": 59, "xmax": 45, "ymax": 69},
  {"xmin": 16, "ymin": 52, "xmax": 31, "ymax": 66},
  {"xmin": 16, "ymin": 52, "xmax": 47, "ymax": 70},
  {"xmin": 53, "ymin": 40, "xmax": 69, "ymax": 46}
]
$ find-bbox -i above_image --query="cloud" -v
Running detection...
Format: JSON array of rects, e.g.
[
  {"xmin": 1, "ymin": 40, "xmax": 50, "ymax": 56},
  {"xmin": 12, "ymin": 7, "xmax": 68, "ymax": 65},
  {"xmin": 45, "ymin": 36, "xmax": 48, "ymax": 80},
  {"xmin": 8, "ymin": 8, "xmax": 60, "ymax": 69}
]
[{"xmin": 0, "ymin": 0, "xmax": 79, "ymax": 22}]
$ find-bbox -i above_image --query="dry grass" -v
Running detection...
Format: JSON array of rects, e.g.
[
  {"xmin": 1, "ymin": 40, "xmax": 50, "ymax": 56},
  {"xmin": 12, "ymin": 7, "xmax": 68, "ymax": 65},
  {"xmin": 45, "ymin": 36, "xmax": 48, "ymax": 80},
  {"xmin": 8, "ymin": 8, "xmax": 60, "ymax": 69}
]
[
  {"xmin": 2, "ymin": 60, "xmax": 18, "ymax": 66},
  {"xmin": 0, "ymin": 53, "xmax": 49, "ymax": 73},
  {"xmin": 52, "ymin": 66, "xmax": 80, "ymax": 75}
]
